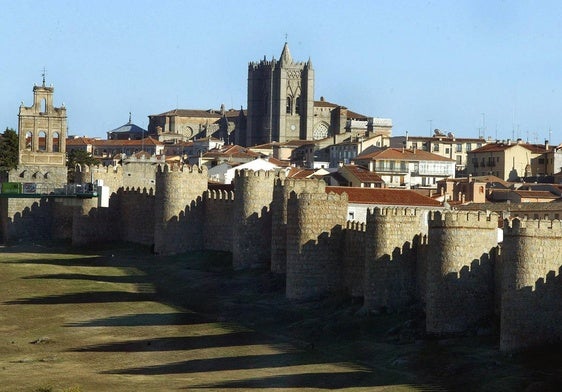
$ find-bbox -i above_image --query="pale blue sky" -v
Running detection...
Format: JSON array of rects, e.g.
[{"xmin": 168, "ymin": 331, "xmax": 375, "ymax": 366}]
[{"xmin": 1, "ymin": 0, "xmax": 561, "ymax": 144}]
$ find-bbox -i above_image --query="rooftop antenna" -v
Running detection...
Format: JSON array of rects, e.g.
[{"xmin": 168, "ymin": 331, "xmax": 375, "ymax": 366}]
[
  {"xmin": 128, "ymin": 112, "xmax": 132, "ymax": 124},
  {"xmin": 428, "ymin": 119, "xmax": 432, "ymax": 136}
]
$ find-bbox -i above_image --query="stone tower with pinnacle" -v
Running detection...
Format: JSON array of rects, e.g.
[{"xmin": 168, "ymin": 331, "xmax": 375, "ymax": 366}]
[{"xmin": 246, "ymin": 42, "xmax": 314, "ymax": 146}]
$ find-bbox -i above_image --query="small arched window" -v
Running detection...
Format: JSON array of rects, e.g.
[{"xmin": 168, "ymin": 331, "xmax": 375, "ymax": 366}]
[
  {"xmin": 25, "ymin": 131, "xmax": 33, "ymax": 150},
  {"xmin": 52, "ymin": 132, "xmax": 60, "ymax": 152},
  {"xmin": 286, "ymin": 97, "xmax": 292, "ymax": 114},
  {"xmin": 38, "ymin": 131, "xmax": 47, "ymax": 151},
  {"xmin": 41, "ymin": 98, "xmax": 47, "ymax": 113},
  {"xmin": 295, "ymin": 96, "xmax": 301, "ymax": 115}
]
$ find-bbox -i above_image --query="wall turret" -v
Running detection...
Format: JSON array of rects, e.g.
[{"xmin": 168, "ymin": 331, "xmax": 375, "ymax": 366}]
[
  {"xmin": 231, "ymin": 169, "xmax": 276, "ymax": 269},
  {"xmin": 426, "ymin": 211, "xmax": 499, "ymax": 334},
  {"xmin": 271, "ymin": 175, "xmax": 327, "ymax": 273},
  {"xmin": 500, "ymin": 218, "xmax": 562, "ymax": 352},
  {"xmin": 364, "ymin": 207, "xmax": 429, "ymax": 312},
  {"xmin": 286, "ymin": 191, "xmax": 348, "ymax": 299},
  {"xmin": 153, "ymin": 164, "xmax": 208, "ymax": 255}
]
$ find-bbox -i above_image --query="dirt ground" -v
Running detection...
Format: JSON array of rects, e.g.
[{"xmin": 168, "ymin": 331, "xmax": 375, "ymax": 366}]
[{"xmin": 0, "ymin": 242, "xmax": 560, "ymax": 391}]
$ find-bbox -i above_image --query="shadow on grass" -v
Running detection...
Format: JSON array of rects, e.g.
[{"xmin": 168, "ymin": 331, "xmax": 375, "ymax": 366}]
[
  {"xmin": 22, "ymin": 273, "xmax": 150, "ymax": 284},
  {"xmin": 64, "ymin": 312, "xmax": 209, "ymax": 327},
  {"xmin": 189, "ymin": 370, "xmax": 419, "ymax": 390},
  {"xmin": 70, "ymin": 331, "xmax": 273, "ymax": 352},
  {"xmin": 103, "ymin": 350, "xmax": 342, "ymax": 375},
  {"xmin": 4, "ymin": 290, "xmax": 156, "ymax": 305}
]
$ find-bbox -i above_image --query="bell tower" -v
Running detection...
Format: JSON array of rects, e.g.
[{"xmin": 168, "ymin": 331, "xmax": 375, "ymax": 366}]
[
  {"xmin": 18, "ymin": 74, "xmax": 67, "ymax": 167},
  {"xmin": 246, "ymin": 42, "xmax": 314, "ymax": 146}
]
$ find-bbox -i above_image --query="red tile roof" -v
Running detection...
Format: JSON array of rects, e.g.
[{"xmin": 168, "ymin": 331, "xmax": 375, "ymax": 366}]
[
  {"xmin": 342, "ymin": 165, "xmax": 383, "ymax": 183},
  {"xmin": 327, "ymin": 186, "xmax": 442, "ymax": 206},
  {"xmin": 471, "ymin": 142, "xmax": 548, "ymax": 154}
]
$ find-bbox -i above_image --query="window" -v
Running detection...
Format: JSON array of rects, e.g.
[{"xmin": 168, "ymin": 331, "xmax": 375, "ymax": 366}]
[
  {"xmin": 456, "ymin": 155, "xmax": 462, "ymax": 165},
  {"xmin": 456, "ymin": 143, "xmax": 462, "ymax": 152},
  {"xmin": 445, "ymin": 147, "xmax": 450, "ymax": 154},
  {"xmin": 466, "ymin": 143, "xmax": 472, "ymax": 151},
  {"xmin": 38, "ymin": 131, "xmax": 47, "ymax": 151},
  {"xmin": 52, "ymin": 132, "xmax": 60, "ymax": 152},
  {"xmin": 295, "ymin": 96, "xmax": 301, "ymax": 115},
  {"xmin": 433, "ymin": 143, "xmax": 440, "ymax": 152},
  {"xmin": 286, "ymin": 97, "xmax": 292, "ymax": 114}
]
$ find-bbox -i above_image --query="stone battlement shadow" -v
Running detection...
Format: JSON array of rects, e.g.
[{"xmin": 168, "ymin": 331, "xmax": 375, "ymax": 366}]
[
  {"xmin": 365, "ymin": 235, "xmax": 424, "ymax": 313},
  {"xmin": 501, "ymin": 266, "xmax": 562, "ymax": 352},
  {"xmin": 1, "ymin": 198, "xmax": 55, "ymax": 245},
  {"xmin": 426, "ymin": 249, "xmax": 498, "ymax": 337}
]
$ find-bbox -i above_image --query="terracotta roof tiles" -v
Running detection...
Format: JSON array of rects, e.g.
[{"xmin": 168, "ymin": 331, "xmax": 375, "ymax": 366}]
[{"xmin": 327, "ymin": 186, "xmax": 442, "ymax": 207}]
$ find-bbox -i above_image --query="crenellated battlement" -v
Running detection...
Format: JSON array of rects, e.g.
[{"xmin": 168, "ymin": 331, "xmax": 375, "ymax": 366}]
[
  {"xmin": 205, "ymin": 189, "xmax": 235, "ymax": 201},
  {"xmin": 504, "ymin": 217, "xmax": 562, "ymax": 236},
  {"xmin": 277, "ymin": 177, "xmax": 326, "ymax": 194},
  {"xmin": 235, "ymin": 168, "xmax": 276, "ymax": 179},
  {"xmin": 156, "ymin": 163, "xmax": 207, "ymax": 175},
  {"xmin": 429, "ymin": 210, "xmax": 498, "ymax": 228},
  {"xmin": 291, "ymin": 191, "xmax": 348, "ymax": 203},
  {"xmin": 80, "ymin": 164, "xmax": 122, "ymax": 174},
  {"xmin": 346, "ymin": 221, "xmax": 366, "ymax": 232},
  {"xmin": 121, "ymin": 187, "xmax": 154, "ymax": 196}
]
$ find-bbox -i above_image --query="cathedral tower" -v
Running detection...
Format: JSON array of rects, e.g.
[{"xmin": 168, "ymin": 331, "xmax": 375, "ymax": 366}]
[{"xmin": 246, "ymin": 42, "xmax": 314, "ymax": 146}]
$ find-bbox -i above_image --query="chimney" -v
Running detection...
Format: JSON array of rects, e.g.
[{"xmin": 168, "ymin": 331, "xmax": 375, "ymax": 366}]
[{"xmin": 545, "ymin": 139, "xmax": 550, "ymax": 150}]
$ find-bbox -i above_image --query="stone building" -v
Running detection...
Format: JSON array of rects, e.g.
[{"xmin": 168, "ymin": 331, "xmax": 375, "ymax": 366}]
[
  {"xmin": 466, "ymin": 140, "xmax": 552, "ymax": 181},
  {"xmin": 390, "ymin": 132, "xmax": 487, "ymax": 175},
  {"xmin": 244, "ymin": 43, "xmax": 392, "ymax": 148},
  {"xmin": 147, "ymin": 105, "xmax": 244, "ymax": 145}
]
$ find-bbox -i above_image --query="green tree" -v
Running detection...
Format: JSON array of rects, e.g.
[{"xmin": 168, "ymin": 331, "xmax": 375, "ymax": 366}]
[
  {"xmin": 0, "ymin": 127, "xmax": 19, "ymax": 171},
  {"xmin": 67, "ymin": 149, "xmax": 100, "ymax": 182}
]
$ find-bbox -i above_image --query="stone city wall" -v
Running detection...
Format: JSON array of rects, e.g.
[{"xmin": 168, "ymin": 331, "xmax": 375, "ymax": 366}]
[
  {"xmin": 500, "ymin": 218, "xmax": 562, "ymax": 352},
  {"xmin": 3, "ymin": 165, "xmax": 562, "ymax": 352},
  {"xmin": 204, "ymin": 190, "xmax": 235, "ymax": 252},
  {"xmin": 285, "ymin": 191, "xmax": 348, "ymax": 299},
  {"xmin": 364, "ymin": 207, "xmax": 428, "ymax": 312},
  {"xmin": 231, "ymin": 170, "xmax": 276, "ymax": 269},
  {"xmin": 425, "ymin": 211, "xmax": 499, "ymax": 335},
  {"xmin": 343, "ymin": 221, "xmax": 366, "ymax": 298}
]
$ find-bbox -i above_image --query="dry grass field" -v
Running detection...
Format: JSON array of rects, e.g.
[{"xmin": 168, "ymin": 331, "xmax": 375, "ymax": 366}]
[{"xmin": 0, "ymin": 242, "xmax": 559, "ymax": 391}]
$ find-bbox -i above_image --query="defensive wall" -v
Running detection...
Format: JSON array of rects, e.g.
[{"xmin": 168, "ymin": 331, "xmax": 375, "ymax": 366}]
[{"xmin": 1, "ymin": 165, "xmax": 561, "ymax": 352}]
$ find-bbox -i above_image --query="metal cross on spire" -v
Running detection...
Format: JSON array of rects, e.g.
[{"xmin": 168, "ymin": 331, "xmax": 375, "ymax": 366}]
[{"xmin": 41, "ymin": 67, "xmax": 47, "ymax": 86}]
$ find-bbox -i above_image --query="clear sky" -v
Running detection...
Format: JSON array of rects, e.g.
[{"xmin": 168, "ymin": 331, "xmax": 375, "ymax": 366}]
[{"xmin": 1, "ymin": 0, "xmax": 561, "ymax": 144}]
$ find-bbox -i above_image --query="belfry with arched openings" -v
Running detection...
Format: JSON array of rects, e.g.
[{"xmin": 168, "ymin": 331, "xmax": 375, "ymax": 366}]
[{"xmin": 18, "ymin": 77, "xmax": 67, "ymax": 167}]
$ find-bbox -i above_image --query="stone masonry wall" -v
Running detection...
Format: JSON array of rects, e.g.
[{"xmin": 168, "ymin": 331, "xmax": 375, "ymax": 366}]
[
  {"xmin": 286, "ymin": 191, "xmax": 348, "ymax": 299},
  {"xmin": 153, "ymin": 164, "xmax": 208, "ymax": 255},
  {"xmin": 232, "ymin": 170, "xmax": 276, "ymax": 269},
  {"xmin": 204, "ymin": 190, "xmax": 235, "ymax": 252},
  {"xmin": 364, "ymin": 207, "xmax": 428, "ymax": 312},
  {"xmin": 343, "ymin": 221, "xmax": 366, "ymax": 298},
  {"xmin": 271, "ymin": 176, "xmax": 326, "ymax": 273},
  {"xmin": 500, "ymin": 218, "xmax": 562, "ymax": 352},
  {"xmin": 426, "ymin": 211, "xmax": 499, "ymax": 334},
  {"xmin": 119, "ymin": 187, "xmax": 155, "ymax": 246}
]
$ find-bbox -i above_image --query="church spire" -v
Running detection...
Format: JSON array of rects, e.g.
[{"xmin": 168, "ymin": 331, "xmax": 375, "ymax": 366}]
[{"xmin": 280, "ymin": 42, "xmax": 293, "ymax": 66}]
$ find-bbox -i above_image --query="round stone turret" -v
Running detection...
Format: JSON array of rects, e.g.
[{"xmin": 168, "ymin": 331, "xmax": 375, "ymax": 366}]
[
  {"xmin": 285, "ymin": 191, "xmax": 348, "ymax": 299},
  {"xmin": 231, "ymin": 169, "xmax": 276, "ymax": 269},
  {"xmin": 426, "ymin": 210, "xmax": 499, "ymax": 334},
  {"xmin": 153, "ymin": 164, "xmax": 208, "ymax": 255},
  {"xmin": 363, "ymin": 207, "xmax": 428, "ymax": 312},
  {"xmin": 500, "ymin": 217, "xmax": 562, "ymax": 352}
]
